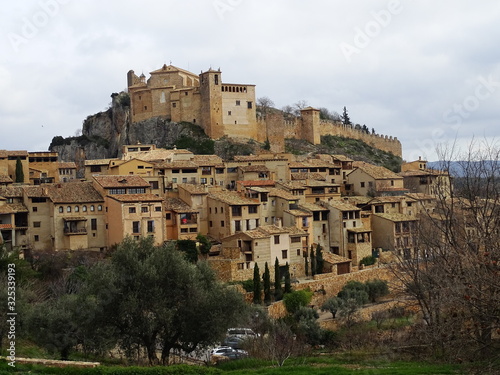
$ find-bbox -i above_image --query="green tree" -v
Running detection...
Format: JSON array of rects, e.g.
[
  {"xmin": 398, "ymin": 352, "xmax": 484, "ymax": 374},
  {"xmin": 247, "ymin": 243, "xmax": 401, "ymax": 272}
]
[
  {"xmin": 283, "ymin": 289, "xmax": 313, "ymax": 315},
  {"xmin": 263, "ymin": 262, "xmax": 271, "ymax": 304},
  {"xmin": 196, "ymin": 233, "xmax": 212, "ymax": 259},
  {"xmin": 315, "ymin": 244, "xmax": 324, "ymax": 275},
  {"xmin": 294, "ymin": 307, "xmax": 322, "ymax": 345},
  {"xmin": 304, "ymin": 254, "xmax": 309, "ymax": 277},
  {"xmin": 321, "ymin": 296, "xmax": 343, "ymax": 319},
  {"xmin": 90, "ymin": 237, "xmax": 246, "ymax": 364},
  {"xmin": 274, "ymin": 257, "xmax": 283, "ymax": 300},
  {"xmin": 365, "ymin": 279, "xmax": 389, "ymax": 303},
  {"xmin": 253, "ymin": 263, "xmax": 262, "ymax": 304},
  {"xmin": 176, "ymin": 239, "xmax": 198, "ymax": 263},
  {"xmin": 310, "ymin": 246, "xmax": 316, "ymax": 277},
  {"xmin": 284, "ymin": 262, "xmax": 291, "ymax": 294},
  {"xmin": 15, "ymin": 157, "xmax": 24, "ymax": 183},
  {"xmin": 341, "ymin": 106, "xmax": 352, "ymax": 126}
]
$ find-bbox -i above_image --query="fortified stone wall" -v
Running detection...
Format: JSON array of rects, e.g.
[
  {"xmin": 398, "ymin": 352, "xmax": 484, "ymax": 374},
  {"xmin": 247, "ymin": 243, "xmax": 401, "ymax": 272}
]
[{"xmin": 318, "ymin": 120, "xmax": 402, "ymax": 157}]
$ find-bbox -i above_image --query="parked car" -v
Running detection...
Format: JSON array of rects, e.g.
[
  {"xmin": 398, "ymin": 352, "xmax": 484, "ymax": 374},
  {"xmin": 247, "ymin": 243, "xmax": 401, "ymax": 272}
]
[
  {"xmin": 222, "ymin": 335, "xmax": 247, "ymax": 349},
  {"xmin": 210, "ymin": 346, "xmax": 248, "ymax": 360},
  {"xmin": 226, "ymin": 327, "xmax": 257, "ymax": 338}
]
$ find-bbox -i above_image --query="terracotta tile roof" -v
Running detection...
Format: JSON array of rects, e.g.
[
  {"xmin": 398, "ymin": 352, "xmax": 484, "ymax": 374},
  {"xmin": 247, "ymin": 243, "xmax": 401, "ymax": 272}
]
[
  {"xmin": 314, "ymin": 154, "xmax": 333, "ymax": 162},
  {"xmin": 93, "ymin": 175, "xmax": 150, "ymax": 188},
  {"xmin": 352, "ymin": 161, "xmax": 402, "ymax": 180},
  {"xmin": 58, "ymin": 162, "xmax": 77, "ymax": 169},
  {"xmin": 238, "ymin": 165, "xmax": 269, "ymax": 173},
  {"xmin": 0, "ymin": 150, "xmax": 28, "ymax": 157},
  {"xmin": 299, "ymin": 202, "xmax": 328, "ymax": 212},
  {"xmin": 245, "ymin": 186, "xmax": 270, "ymax": 193},
  {"xmin": 238, "ymin": 180, "xmax": 275, "ymax": 187},
  {"xmin": 277, "ymin": 181, "xmax": 306, "ymax": 190},
  {"xmin": 2, "ymin": 186, "xmax": 26, "ymax": 198},
  {"xmin": 239, "ymin": 229, "xmax": 271, "ymax": 239},
  {"xmin": 368, "ymin": 196, "xmax": 416, "ymax": 204},
  {"xmin": 257, "ymin": 225, "xmax": 289, "ymax": 235},
  {"xmin": 177, "ymin": 183, "xmax": 208, "ymax": 195},
  {"xmin": 0, "ymin": 203, "xmax": 28, "ymax": 214},
  {"xmin": 155, "ymin": 160, "xmax": 199, "ymax": 169},
  {"xmin": 373, "ymin": 213, "xmax": 418, "ymax": 222},
  {"xmin": 284, "ymin": 209, "xmax": 312, "ymax": 217},
  {"xmin": 84, "ymin": 158, "xmax": 117, "ymax": 166},
  {"xmin": 47, "ymin": 182, "xmax": 104, "ymax": 203},
  {"xmin": 209, "ymin": 191, "xmax": 259, "ymax": 206},
  {"xmin": 164, "ymin": 197, "xmax": 198, "ymax": 213},
  {"xmin": 345, "ymin": 196, "xmax": 372, "ymax": 205},
  {"xmin": 0, "ymin": 223, "xmax": 13, "ymax": 229},
  {"xmin": 327, "ymin": 200, "xmax": 361, "ymax": 211},
  {"xmin": 399, "ymin": 169, "xmax": 448, "ymax": 177},
  {"xmin": 404, "ymin": 193, "xmax": 436, "ymax": 201},
  {"xmin": 332, "ymin": 154, "xmax": 353, "ymax": 162},
  {"xmin": 0, "ymin": 175, "xmax": 13, "ymax": 183},
  {"xmin": 193, "ymin": 155, "xmax": 224, "ymax": 166},
  {"xmin": 323, "ymin": 252, "xmax": 351, "ymax": 264},
  {"xmin": 347, "ymin": 227, "xmax": 372, "ymax": 233},
  {"xmin": 233, "ymin": 154, "xmax": 288, "ymax": 161},
  {"xmin": 268, "ymin": 188, "xmax": 296, "ymax": 200},
  {"xmin": 22, "ymin": 185, "xmax": 46, "ymax": 198},
  {"xmin": 304, "ymin": 180, "xmax": 340, "ymax": 187},
  {"xmin": 283, "ymin": 226, "xmax": 308, "ymax": 235},
  {"xmin": 108, "ymin": 193, "xmax": 163, "ymax": 202}
]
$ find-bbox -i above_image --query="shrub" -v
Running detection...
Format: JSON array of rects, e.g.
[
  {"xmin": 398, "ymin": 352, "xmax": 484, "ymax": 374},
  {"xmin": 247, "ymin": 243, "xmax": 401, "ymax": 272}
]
[
  {"xmin": 365, "ymin": 279, "xmax": 389, "ymax": 303},
  {"xmin": 283, "ymin": 289, "xmax": 313, "ymax": 314},
  {"xmin": 359, "ymin": 255, "xmax": 376, "ymax": 267}
]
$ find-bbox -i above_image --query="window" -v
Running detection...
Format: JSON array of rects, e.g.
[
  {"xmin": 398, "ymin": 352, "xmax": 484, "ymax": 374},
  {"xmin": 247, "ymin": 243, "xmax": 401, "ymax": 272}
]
[
  {"xmin": 228, "ymin": 111, "xmax": 232, "ymax": 116},
  {"xmin": 236, "ymin": 100, "xmax": 240, "ymax": 106},
  {"xmin": 232, "ymin": 206, "xmax": 242, "ymax": 216},
  {"xmin": 360, "ymin": 182, "xmax": 365, "ymax": 188},
  {"xmin": 129, "ymin": 188, "xmax": 146, "ymax": 194},
  {"xmin": 182, "ymin": 178, "xmax": 187, "ymax": 183},
  {"xmin": 166, "ymin": 213, "xmax": 171, "ymax": 220},
  {"xmin": 98, "ymin": 205, "xmax": 103, "ymax": 211},
  {"xmin": 90, "ymin": 165, "xmax": 101, "ymax": 173},
  {"xmin": 274, "ymin": 235, "xmax": 280, "ymax": 244},
  {"xmin": 141, "ymin": 206, "xmax": 148, "ymax": 213},
  {"xmin": 155, "ymin": 206, "xmax": 161, "ymax": 212},
  {"xmin": 214, "ymin": 74, "xmax": 219, "ymax": 85},
  {"xmin": 132, "ymin": 221, "xmax": 140, "ymax": 233},
  {"xmin": 172, "ymin": 102, "xmax": 177, "ymax": 108},
  {"xmin": 209, "ymin": 221, "xmax": 213, "ymax": 227},
  {"xmin": 200, "ymin": 178, "xmax": 207, "ymax": 184},
  {"xmin": 248, "ymin": 206, "xmax": 258, "ymax": 214},
  {"xmin": 391, "ymin": 180, "xmax": 394, "ymax": 186},
  {"xmin": 32, "ymin": 206, "xmax": 38, "ymax": 212},
  {"xmin": 247, "ymin": 101, "xmax": 253, "ymax": 109},
  {"xmin": 297, "ymin": 249, "xmax": 301, "ymax": 256},
  {"xmin": 147, "ymin": 220, "xmax": 154, "ymax": 233},
  {"xmin": 129, "ymin": 207, "xmax": 136, "ymax": 213},
  {"xmin": 67, "ymin": 206, "xmax": 71, "ymax": 212},
  {"xmin": 109, "ymin": 188, "xmax": 126, "ymax": 194},
  {"xmin": 33, "ymin": 221, "xmax": 41, "ymax": 228},
  {"xmin": 75, "ymin": 206, "xmax": 79, "ymax": 212},
  {"xmin": 291, "ymin": 237, "xmax": 301, "ymax": 243},
  {"xmin": 281, "ymin": 250, "xmax": 288, "ymax": 259},
  {"xmin": 221, "ymin": 220, "xmax": 225, "ymax": 227},
  {"xmin": 91, "ymin": 218, "xmax": 97, "ymax": 231},
  {"xmin": 59, "ymin": 206, "xmax": 63, "ymax": 213},
  {"xmin": 90, "ymin": 205, "xmax": 95, "ymax": 212},
  {"xmin": 172, "ymin": 178, "xmax": 177, "ymax": 183},
  {"xmin": 82, "ymin": 205, "xmax": 87, "ymax": 212},
  {"xmin": 181, "ymin": 228, "xmax": 188, "ymax": 233},
  {"xmin": 150, "ymin": 181, "xmax": 159, "ymax": 189},
  {"xmin": 235, "ymin": 220, "xmax": 241, "ymax": 232},
  {"xmin": 34, "ymin": 235, "xmax": 39, "ymax": 242}
]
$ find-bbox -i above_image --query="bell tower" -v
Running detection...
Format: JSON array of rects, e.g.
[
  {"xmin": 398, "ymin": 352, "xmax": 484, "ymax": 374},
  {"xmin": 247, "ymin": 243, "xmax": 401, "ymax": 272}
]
[{"xmin": 199, "ymin": 68, "xmax": 224, "ymax": 139}]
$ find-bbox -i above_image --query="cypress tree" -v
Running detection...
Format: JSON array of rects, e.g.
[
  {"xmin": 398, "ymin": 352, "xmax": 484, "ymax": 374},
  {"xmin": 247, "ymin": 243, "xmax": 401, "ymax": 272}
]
[
  {"xmin": 310, "ymin": 245, "xmax": 316, "ymax": 277},
  {"xmin": 274, "ymin": 257, "xmax": 283, "ymax": 300},
  {"xmin": 316, "ymin": 244, "xmax": 324, "ymax": 275},
  {"xmin": 305, "ymin": 254, "xmax": 309, "ymax": 277},
  {"xmin": 253, "ymin": 263, "xmax": 262, "ymax": 304},
  {"xmin": 284, "ymin": 262, "xmax": 291, "ymax": 294},
  {"xmin": 263, "ymin": 262, "xmax": 271, "ymax": 304},
  {"xmin": 15, "ymin": 157, "xmax": 24, "ymax": 183}
]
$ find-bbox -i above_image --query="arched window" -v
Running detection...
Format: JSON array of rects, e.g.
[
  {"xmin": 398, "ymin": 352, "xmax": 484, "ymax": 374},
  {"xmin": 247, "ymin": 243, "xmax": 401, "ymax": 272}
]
[
  {"xmin": 59, "ymin": 206, "xmax": 63, "ymax": 213},
  {"xmin": 67, "ymin": 206, "xmax": 71, "ymax": 213}
]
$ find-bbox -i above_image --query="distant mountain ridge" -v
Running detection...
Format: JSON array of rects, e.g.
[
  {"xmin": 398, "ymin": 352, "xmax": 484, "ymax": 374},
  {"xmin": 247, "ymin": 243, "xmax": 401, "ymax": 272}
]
[{"xmin": 427, "ymin": 160, "xmax": 499, "ymax": 177}]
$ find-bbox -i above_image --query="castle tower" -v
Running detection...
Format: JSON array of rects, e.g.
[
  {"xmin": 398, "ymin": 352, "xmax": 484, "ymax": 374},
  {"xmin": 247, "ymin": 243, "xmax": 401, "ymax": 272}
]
[
  {"xmin": 300, "ymin": 107, "xmax": 321, "ymax": 144},
  {"xmin": 199, "ymin": 68, "xmax": 224, "ymax": 139}
]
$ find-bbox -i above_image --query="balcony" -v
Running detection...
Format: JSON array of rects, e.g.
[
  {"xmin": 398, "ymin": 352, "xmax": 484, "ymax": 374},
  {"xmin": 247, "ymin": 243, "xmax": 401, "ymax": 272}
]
[{"xmin": 64, "ymin": 228, "xmax": 87, "ymax": 235}]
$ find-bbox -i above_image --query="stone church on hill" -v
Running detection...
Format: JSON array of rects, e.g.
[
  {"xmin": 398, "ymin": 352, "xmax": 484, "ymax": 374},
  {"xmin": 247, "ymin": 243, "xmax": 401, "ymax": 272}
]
[{"xmin": 127, "ymin": 64, "xmax": 401, "ymax": 157}]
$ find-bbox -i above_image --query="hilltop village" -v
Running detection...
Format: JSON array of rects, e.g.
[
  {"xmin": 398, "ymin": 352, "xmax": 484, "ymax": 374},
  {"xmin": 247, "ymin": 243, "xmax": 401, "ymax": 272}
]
[
  {"xmin": 0, "ymin": 63, "xmax": 449, "ymax": 282},
  {"xmin": 0, "ymin": 144, "xmax": 449, "ymax": 282}
]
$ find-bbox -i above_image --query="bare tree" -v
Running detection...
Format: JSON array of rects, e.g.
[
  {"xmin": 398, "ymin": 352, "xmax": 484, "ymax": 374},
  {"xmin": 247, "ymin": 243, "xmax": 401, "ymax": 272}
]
[
  {"xmin": 392, "ymin": 141, "xmax": 500, "ymax": 365},
  {"xmin": 257, "ymin": 97, "xmax": 275, "ymax": 117}
]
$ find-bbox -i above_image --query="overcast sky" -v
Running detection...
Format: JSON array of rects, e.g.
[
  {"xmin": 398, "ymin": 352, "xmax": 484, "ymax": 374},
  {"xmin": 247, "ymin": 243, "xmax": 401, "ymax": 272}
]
[{"xmin": 1, "ymin": 1, "xmax": 500, "ymax": 161}]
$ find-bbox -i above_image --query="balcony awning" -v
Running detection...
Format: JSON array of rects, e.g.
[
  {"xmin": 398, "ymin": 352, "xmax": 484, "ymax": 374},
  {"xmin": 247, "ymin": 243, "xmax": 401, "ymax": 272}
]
[{"xmin": 63, "ymin": 217, "xmax": 88, "ymax": 222}]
